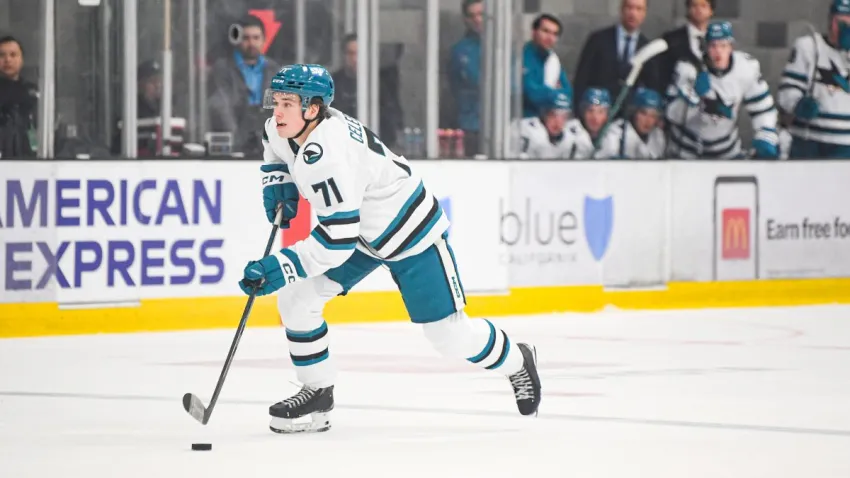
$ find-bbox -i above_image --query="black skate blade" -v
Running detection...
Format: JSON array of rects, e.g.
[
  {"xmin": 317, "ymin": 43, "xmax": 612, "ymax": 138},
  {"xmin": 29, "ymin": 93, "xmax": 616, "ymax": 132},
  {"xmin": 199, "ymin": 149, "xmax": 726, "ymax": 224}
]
[{"xmin": 183, "ymin": 393, "xmax": 209, "ymax": 424}]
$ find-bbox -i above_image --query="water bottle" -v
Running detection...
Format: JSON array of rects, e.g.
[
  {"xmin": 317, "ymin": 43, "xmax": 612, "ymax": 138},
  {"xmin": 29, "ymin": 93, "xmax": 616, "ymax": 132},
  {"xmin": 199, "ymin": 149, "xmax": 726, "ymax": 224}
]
[
  {"xmin": 412, "ymin": 127, "xmax": 423, "ymax": 158},
  {"xmin": 438, "ymin": 129, "xmax": 448, "ymax": 158},
  {"xmin": 403, "ymin": 127, "xmax": 413, "ymax": 157},
  {"xmin": 454, "ymin": 129, "xmax": 465, "ymax": 158}
]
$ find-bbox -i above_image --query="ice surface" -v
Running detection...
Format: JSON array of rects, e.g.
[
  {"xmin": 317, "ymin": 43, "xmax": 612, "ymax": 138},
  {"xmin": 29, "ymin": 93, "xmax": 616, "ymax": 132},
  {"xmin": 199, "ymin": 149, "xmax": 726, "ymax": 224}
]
[{"xmin": 1, "ymin": 305, "xmax": 850, "ymax": 477}]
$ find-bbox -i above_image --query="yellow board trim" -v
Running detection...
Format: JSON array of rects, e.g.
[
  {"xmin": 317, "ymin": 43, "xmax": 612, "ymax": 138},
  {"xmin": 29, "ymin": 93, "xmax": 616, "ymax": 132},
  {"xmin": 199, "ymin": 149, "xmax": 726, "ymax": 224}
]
[{"xmin": 1, "ymin": 278, "xmax": 849, "ymax": 338}]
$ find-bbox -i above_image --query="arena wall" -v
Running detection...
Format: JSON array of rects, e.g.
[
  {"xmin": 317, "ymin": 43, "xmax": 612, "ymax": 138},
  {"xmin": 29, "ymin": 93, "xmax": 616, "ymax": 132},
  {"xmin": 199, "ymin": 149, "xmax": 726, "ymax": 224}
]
[{"xmin": 2, "ymin": 160, "xmax": 849, "ymax": 337}]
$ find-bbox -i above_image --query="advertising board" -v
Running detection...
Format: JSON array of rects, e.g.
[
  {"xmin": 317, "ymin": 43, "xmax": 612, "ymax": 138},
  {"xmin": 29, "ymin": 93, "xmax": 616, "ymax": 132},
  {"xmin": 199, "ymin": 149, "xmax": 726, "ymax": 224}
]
[
  {"xmin": 670, "ymin": 162, "xmax": 850, "ymax": 281},
  {"xmin": 0, "ymin": 160, "xmax": 508, "ymax": 306},
  {"xmin": 504, "ymin": 162, "xmax": 666, "ymax": 288},
  {"xmin": 0, "ymin": 162, "xmax": 268, "ymax": 305}
]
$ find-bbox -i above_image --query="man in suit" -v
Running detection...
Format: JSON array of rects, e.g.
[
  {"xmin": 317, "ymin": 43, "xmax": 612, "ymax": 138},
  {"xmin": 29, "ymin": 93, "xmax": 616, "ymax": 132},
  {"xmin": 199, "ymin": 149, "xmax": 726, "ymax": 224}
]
[
  {"xmin": 573, "ymin": 0, "xmax": 659, "ymax": 113},
  {"xmin": 657, "ymin": 0, "xmax": 715, "ymax": 90}
]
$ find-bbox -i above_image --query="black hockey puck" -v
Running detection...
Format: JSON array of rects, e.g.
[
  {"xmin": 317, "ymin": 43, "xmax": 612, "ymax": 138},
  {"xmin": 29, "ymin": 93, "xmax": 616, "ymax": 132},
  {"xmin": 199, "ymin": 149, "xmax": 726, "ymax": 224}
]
[{"xmin": 191, "ymin": 443, "xmax": 212, "ymax": 451}]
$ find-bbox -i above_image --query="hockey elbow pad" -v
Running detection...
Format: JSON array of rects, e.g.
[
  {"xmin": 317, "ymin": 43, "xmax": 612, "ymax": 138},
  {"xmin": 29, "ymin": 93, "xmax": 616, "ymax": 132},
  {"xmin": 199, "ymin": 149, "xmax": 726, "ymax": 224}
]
[
  {"xmin": 794, "ymin": 96, "xmax": 820, "ymax": 121},
  {"xmin": 261, "ymin": 164, "xmax": 300, "ymax": 227}
]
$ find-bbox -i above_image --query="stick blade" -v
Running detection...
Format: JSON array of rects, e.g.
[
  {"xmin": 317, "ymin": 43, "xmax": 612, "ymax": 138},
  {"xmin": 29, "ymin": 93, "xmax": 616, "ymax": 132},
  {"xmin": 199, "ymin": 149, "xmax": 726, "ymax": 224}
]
[
  {"xmin": 633, "ymin": 38, "xmax": 669, "ymax": 65},
  {"xmin": 183, "ymin": 393, "xmax": 208, "ymax": 424}
]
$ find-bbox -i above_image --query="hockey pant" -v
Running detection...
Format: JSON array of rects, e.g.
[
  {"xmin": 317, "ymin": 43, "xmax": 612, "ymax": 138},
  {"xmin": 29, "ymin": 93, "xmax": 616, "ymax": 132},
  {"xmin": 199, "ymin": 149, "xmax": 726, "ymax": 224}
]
[{"xmin": 277, "ymin": 233, "xmax": 525, "ymax": 387}]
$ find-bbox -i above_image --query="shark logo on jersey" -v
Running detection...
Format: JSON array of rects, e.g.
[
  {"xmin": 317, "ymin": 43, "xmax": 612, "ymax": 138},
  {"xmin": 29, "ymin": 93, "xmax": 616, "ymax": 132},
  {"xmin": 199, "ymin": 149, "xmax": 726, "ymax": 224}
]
[
  {"xmin": 703, "ymin": 94, "xmax": 734, "ymax": 120},
  {"xmin": 816, "ymin": 59, "xmax": 850, "ymax": 93},
  {"xmin": 303, "ymin": 142, "xmax": 324, "ymax": 164},
  {"xmin": 583, "ymin": 195, "xmax": 614, "ymax": 262}
]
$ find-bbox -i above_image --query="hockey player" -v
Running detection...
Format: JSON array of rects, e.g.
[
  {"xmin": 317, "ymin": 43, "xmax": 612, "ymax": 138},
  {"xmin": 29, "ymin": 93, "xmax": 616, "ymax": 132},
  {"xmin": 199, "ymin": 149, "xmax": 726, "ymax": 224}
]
[
  {"xmin": 778, "ymin": 0, "xmax": 850, "ymax": 158},
  {"xmin": 666, "ymin": 21, "xmax": 779, "ymax": 159},
  {"xmin": 511, "ymin": 92, "xmax": 585, "ymax": 159},
  {"xmin": 239, "ymin": 64, "xmax": 541, "ymax": 434},
  {"xmin": 596, "ymin": 87, "xmax": 666, "ymax": 159},
  {"xmin": 567, "ymin": 88, "xmax": 611, "ymax": 158}
]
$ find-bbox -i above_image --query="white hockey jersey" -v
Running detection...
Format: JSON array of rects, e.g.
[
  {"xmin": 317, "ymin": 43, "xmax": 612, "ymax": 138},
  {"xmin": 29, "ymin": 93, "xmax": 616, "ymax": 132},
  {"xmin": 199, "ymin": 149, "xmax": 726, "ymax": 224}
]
[
  {"xmin": 262, "ymin": 108, "xmax": 449, "ymax": 278},
  {"xmin": 778, "ymin": 34, "xmax": 850, "ymax": 145},
  {"xmin": 566, "ymin": 119, "xmax": 596, "ymax": 159},
  {"xmin": 666, "ymin": 51, "xmax": 778, "ymax": 159},
  {"xmin": 509, "ymin": 116, "xmax": 586, "ymax": 159},
  {"xmin": 595, "ymin": 118, "xmax": 666, "ymax": 159}
]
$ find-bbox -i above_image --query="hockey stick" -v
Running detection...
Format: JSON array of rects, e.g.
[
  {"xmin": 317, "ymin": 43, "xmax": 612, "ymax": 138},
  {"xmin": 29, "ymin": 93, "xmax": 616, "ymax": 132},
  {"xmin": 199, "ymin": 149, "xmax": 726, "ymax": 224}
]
[
  {"xmin": 182, "ymin": 208, "xmax": 283, "ymax": 425},
  {"xmin": 592, "ymin": 38, "xmax": 669, "ymax": 153},
  {"xmin": 802, "ymin": 23, "xmax": 820, "ymax": 143}
]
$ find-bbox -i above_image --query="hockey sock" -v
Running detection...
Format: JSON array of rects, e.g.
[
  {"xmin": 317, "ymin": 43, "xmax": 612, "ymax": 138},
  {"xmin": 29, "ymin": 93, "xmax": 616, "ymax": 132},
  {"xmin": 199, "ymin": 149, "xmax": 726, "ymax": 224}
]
[
  {"xmin": 278, "ymin": 277, "xmax": 341, "ymax": 388},
  {"xmin": 423, "ymin": 311, "xmax": 524, "ymax": 375}
]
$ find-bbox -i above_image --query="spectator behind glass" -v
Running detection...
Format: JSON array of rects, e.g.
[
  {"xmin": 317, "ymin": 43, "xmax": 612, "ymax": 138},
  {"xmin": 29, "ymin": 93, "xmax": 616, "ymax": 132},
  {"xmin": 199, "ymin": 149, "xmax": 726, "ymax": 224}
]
[
  {"xmin": 207, "ymin": 14, "xmax": 280, "ymax": 155},
  {"xmin": 0, "ymin": 36, "xmax": 38, "ymax": 158},
  {"xmin": 448, "ymin": 0, "xmax": 484, "ymax": 156},
  {"xmin": 330, "ymin": 34, "xmax": 404, "ymax": 150},
  {"xmin": 522, "ymin": 14, "xmax": 573, "ymax": 118},
  {"xmin": 573, "ymin": 0, "xmax": 660, "ymax": 115},
  {"xmin": 137, "ymin": 60, "xmax": 162, "ymax": 119},
  {"xmin": 657, "ymin": 0, "xmax": 715, "ymax": 90}
]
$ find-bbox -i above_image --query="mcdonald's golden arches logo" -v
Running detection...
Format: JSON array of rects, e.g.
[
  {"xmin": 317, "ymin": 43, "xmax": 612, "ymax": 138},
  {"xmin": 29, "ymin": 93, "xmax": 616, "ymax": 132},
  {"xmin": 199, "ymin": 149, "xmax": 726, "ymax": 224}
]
[{"xmin": 722, "ymin": 208, "xmax": 750, "ymax": 259}]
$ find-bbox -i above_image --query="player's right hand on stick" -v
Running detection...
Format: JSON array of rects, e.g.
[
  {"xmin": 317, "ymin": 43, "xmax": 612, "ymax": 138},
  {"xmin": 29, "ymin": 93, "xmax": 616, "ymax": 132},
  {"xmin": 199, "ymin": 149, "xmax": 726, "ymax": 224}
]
[{"xmin": 260, "ymin": 164, "xmax": 299, "ymax": 227}]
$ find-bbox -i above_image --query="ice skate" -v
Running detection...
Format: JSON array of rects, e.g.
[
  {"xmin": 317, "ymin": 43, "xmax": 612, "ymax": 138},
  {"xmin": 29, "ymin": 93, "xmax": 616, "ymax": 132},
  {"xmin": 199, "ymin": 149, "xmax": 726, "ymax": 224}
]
[
  {"xmin": 508, "ymin": 343, "xmax": 541, "ymax": 416},
  {"xmin": 269, "ymin": 385, "xmax": 334, "ymax": 434}
]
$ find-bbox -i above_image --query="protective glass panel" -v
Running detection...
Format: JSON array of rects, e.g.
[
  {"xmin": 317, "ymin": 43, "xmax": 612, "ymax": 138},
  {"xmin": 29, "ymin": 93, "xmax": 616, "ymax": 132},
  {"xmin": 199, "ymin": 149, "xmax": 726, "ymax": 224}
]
[
  {"xmin": 202, "ymin": 0, "xmax": 339, "ymax": 157},
  {"xmin": 376, "ymin": 0, "xmax": 420, "ymax": 158},
  {"xmin": 0, "ymin": 0, "xmax": 40, "ymax": 158},
  {"xmin": 51, "ymin": 0, "xmax": 123, "ymax": 158},
  {"xmin": 440, "ymin": 0, "xmax": 482, "ymax": 159}
]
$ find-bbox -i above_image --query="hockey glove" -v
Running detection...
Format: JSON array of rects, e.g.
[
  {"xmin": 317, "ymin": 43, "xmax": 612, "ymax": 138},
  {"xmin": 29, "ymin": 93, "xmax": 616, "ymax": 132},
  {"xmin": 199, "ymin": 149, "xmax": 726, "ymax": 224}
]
[
  {"xmin": 694, "ymin": 71, "xmax": 712, "ymax": 97},
  {"xmin": 752, "ymin": 139, "xmax": 779, "ymax": 159},
  {"xmin": 261, "ymin": 164, "xmax": 300, "ymax": 228},
  {"xmin": 752, "ymin": 128, "xmax": 780, "ymax": 159},
  {"xmin": 794, "ymin": 96, "xmax": 819, "ymax": 121},
  {"xmin": 239, "ymin": 249, "xmax": 306, "ymax": 296}
]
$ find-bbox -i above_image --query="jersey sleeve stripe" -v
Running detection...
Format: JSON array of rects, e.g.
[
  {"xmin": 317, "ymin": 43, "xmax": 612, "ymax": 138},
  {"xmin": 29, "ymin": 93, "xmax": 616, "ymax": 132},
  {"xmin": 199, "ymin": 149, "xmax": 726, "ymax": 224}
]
[
  {"xmin": 817, "ymin": 112, "xmax": 850, "ymax": 120},
  {"xmin": 386, "ymin": 197, "xmax": 442, "ymax": 259},
  {"xmin": 743, "ymin": 91, "xmax": 770, "ymax": 104},
  {"xmin": 370, "ymin": 181, "xmax": 426, "ymax": 250},
  {"xmin": 778, "ymin": 83, "xmax": 805, "ymax": 94},
  {"xmin": 791, "ymin": 119, "xmax": 850, "ymax": 135},
  {"xmin": 781, "ymin": 71, "xmax": 808, "ymax": 83},
  {"xmin": 748, "ymin": 105, "xmax": 777, "ymax": 117},
  {"xmin": 311, "ymin": 226, "xmax": 358, "ymax": 250},
  {"xmin": 318, "ymin": 209, "xmax": 361, "ymax": 226}
]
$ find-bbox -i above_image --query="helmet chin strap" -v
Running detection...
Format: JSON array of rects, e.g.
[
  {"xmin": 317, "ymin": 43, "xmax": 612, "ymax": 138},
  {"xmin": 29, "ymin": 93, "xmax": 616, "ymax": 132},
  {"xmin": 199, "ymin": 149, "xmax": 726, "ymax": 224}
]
[{"xmin": 290, "ymin": 109, "xmax": 324, "ymax": 141}]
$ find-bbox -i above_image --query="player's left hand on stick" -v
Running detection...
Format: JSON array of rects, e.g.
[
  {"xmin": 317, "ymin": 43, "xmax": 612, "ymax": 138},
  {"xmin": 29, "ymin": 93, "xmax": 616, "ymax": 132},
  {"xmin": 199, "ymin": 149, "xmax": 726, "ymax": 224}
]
[
  {"xmin": 239, "ymin": 250, "xmax": 304, "ymax": 296},
  {"xmin": 261, "ymin": 164, "xmax": 299, "ymax": 228}
]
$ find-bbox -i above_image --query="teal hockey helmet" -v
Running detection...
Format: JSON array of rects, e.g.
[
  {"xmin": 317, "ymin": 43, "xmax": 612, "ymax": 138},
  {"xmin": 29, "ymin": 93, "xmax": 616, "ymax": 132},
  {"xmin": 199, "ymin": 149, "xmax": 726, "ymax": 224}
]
[
  {"xmin": 832, "ymin": 0, "xmax": 850, "ymax": 15},
  {"xmin": 264, "ymin": 64, "xmax": 335, "ymax": 111},
  {"xmin": 705, "ymin": 21, "xmax": 734, "ymax": 43}
]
